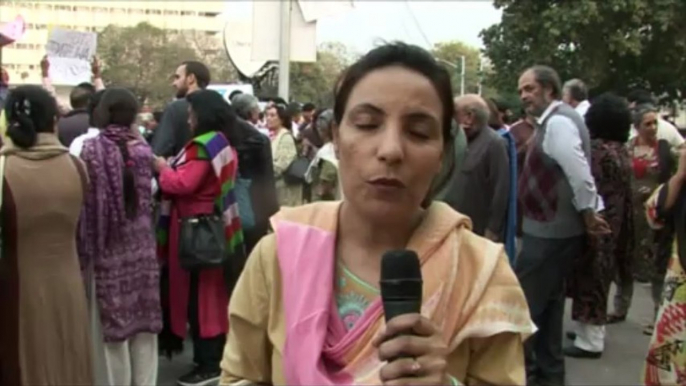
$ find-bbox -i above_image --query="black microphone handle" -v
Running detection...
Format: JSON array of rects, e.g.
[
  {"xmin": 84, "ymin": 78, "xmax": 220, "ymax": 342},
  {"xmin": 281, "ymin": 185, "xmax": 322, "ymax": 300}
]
[{"xmin": 383, "ymin": 299, "xmax": 423, "ymax": 323}]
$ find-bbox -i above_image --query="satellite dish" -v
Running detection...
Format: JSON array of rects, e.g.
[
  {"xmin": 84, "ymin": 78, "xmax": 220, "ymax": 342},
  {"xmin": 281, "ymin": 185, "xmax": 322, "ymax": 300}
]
[{"xmin": 223, "ymin": 20, "xmax": 268, "ymax": 79}]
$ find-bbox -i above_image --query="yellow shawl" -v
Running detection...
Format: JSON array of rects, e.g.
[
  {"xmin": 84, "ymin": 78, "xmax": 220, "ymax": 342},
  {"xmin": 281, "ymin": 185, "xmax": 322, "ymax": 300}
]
[{"xmin": 221, "ymin": 202, "xmax": 534, "ymax": 385}]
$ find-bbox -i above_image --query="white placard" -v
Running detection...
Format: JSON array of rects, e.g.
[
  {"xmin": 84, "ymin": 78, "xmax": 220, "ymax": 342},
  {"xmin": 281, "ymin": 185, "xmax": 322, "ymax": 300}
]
[{"xmin": 46, "ymin": 28, "xmax": 97, "ymax": 86}]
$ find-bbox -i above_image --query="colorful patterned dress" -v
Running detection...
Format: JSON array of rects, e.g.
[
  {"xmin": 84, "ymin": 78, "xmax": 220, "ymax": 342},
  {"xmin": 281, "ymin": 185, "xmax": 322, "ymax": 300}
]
[
  {"xmin": 569, "ymin": 139, "xmax": 633, "ymax": 324},
  {"xmin": 644, "ymin": 184, "xmax": 686, "ymax": 385}
]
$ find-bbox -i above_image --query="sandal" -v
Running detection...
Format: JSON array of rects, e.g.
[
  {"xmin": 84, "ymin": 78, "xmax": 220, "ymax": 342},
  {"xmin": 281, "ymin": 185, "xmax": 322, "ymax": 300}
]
[
  {"xmin": 606, "ymin": 313, "xmax": 627, "ymax": 324},
  {"xmin": 643, "ymin": 324, "xmax": 654, "ymax": 336}
]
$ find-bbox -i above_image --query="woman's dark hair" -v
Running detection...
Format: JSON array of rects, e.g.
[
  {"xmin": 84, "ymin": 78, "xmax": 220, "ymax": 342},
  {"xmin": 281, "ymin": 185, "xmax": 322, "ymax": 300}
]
[
  {"xmin": 631, "ymin": 103, "xmax": 658, "ymax": 128},
  {"xmin": 585, "ymin": 93, "xmax": 631, "ymax": 143},
  {"xmin": 186, "ymin": 89, "xmax": 240, "ymax": 146},
  {"xmin": 4, "ymin": 85, "xmax": 59, "ymax": 148},
  {"xmin": 97, "ymin": 88, "xmax": 140, "ymax": 218},
  {"xmin": 486, "ymin": 98, "xmax": 505, "ymax": 130},
  {"xmin": 87, "ymin": 89, "xmax": 107, "ymax": 127},
  {"xmin": 267, "ymin": 104, "xmax": 292, "ymax": 131},
  {"xmin": 333, "ymin": 42, "xmax": 455, "ymax": 207},
  {"xmin": 333, "ymin": 42, "xmax": 454, "ymax": 142}
]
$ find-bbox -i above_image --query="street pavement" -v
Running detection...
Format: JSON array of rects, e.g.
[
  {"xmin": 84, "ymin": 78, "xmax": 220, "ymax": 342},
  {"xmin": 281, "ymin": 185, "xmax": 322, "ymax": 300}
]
[{"xmin": 158, "ymin": 283, "xmax": 655, "ymax": 386}]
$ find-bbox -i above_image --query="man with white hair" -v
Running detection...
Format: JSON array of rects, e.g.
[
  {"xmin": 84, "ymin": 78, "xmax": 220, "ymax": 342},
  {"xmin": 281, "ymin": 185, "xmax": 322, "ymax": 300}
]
[
  {"xmin": 445, "ymin": 94, "xmax": 511, "ymax": 243},
  {"xmin": 563, "ymin": 78, "xmax": 591, "ymax": 117},
  {"xmin": 231, "ymin": 93, "xmax": 268, "ymax": 136}
]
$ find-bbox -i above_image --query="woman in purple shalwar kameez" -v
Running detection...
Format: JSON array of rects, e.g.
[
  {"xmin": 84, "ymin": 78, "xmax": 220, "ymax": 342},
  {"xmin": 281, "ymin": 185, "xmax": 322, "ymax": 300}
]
[{"xmin": 78, "ymin": 88, "xmax": 162, "ymax": 386}]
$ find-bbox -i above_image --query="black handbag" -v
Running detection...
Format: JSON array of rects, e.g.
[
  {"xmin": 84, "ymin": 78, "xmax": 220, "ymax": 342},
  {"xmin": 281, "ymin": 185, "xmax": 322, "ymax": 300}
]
[
  {"xmin": 178, "ymin": 210, "xmax": 226, "ymax": 271},
  {"xmin": 284, "ymin": 155, "xmax": 310, "ymax": 185}
]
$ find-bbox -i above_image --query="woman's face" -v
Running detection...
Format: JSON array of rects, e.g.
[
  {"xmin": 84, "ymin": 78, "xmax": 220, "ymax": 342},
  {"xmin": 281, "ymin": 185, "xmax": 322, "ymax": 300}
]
[
  {"xmin": 334, "ymin": 65, "xmax": 445, "ymax": 222},
  {"xmin": 266, "ymin": 107, "xmax": 282, "ymax": 131},
  {"xmin": 187, "ymin": 106, "xmax": 198, "ymax": 133},
  {"xmin": 638, "ymin": 111, "xmax": 658, "ymax": 141}
]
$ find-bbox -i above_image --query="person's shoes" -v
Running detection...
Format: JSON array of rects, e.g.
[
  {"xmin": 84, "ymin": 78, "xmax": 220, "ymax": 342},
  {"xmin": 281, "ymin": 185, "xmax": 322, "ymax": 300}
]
[
  {"xmin": 177, "ymin": 368, "xmax": 221, "ymax": 386},
  {"xmin": 566, "ymin": 331, "xmax": 577, "ymax": 340},
  {"xmin": 606, "ymin": 313, "xmax": 627, "ymax": 324},
  {"xmin": 643, "ymin": 324, "xmax": 655, "ymax": 336},
  {"xmin": 563, "ymin": 345, "xmax": 602, "ymax": 359}
]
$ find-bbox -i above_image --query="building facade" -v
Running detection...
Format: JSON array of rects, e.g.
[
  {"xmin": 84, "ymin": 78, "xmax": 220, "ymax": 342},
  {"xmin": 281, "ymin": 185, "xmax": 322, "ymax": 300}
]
[{"xmin": 1, "ymin": 1, "xmax": 224, "ymax": 86}]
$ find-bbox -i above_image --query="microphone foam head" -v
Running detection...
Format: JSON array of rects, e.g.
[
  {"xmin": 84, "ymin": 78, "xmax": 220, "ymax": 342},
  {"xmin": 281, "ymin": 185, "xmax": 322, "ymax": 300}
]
[{"xmin": 380, "ymin": 250, "xmax": 421, "ymax": 281}]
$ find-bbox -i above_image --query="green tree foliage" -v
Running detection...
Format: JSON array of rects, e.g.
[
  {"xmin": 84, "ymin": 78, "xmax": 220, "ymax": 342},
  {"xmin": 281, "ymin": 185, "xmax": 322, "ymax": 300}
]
[
  {"xmin": 97, "ymin": 22, "xmax": 237, "ymax": 108},
  {"xmin": 289, "ymin": 42, "xmax": 355, "ymax": 107},
  {"xmin": 481, "ymin": 0, "xmax": 686, "ymax": 100},
  {"xmin": 431, "ymin": 41, "xmax": 482, "ymax": 95}
]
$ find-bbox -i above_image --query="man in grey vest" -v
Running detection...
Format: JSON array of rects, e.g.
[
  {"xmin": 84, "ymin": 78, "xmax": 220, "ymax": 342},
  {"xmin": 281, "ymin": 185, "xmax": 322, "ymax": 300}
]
[{"xmin": 516, "ymin": 66, "xmax": 610, "ymax": 386}]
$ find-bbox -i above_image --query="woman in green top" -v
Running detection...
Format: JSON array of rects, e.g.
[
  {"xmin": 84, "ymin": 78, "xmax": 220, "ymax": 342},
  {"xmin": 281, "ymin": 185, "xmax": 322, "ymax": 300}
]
[{"xmin": 305, "ymin": 109, "xmax": 340, "ymax": 201}]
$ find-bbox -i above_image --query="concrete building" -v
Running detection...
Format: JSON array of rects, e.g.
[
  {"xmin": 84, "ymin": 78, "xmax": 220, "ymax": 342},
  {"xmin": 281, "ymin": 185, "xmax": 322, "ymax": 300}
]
[{"xmin": 0, "ymin": 1, "xmax": 224, "ymax": 88}]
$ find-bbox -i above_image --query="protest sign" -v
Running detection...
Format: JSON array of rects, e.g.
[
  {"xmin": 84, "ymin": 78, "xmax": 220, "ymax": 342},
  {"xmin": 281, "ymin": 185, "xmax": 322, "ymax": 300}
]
[{"xmin": 46, "ymin": 28, "xmax": 97, "ymax": 85}]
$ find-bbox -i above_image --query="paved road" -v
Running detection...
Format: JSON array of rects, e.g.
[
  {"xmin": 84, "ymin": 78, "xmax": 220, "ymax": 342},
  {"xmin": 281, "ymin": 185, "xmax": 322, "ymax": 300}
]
[{"xmin": 158, "ymin": 283, "xmax": 655, "ymax": 386}]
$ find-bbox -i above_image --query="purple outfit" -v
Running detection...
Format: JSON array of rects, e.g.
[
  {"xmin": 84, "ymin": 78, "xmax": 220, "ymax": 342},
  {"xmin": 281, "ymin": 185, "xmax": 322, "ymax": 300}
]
[{"xmin": 78, "ymin": 125, "xmax": 162, "ymax": 342}]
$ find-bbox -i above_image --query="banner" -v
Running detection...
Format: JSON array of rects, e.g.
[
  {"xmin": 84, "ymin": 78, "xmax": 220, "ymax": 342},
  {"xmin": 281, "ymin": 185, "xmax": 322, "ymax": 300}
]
[{"xmin": 46, "ymin": 28, "xmax": 97, "ymax": 85}]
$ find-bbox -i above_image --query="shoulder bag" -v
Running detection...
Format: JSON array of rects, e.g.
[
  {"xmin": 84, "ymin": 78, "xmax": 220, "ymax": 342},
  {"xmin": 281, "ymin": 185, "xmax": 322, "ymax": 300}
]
[
  {"xmin": 178, "ymin": 206, "xmax": 227, "ymax": 271},
  {"xmin": 282, "ymin": 133, "xmax": 310, "ymax": 185}
]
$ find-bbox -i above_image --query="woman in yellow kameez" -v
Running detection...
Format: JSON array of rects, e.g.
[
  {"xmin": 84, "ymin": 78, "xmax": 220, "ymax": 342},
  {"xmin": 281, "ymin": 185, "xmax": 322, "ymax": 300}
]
[{"xmin": 220, "ymin": 43, "xmax": 534, "ymax": 386}]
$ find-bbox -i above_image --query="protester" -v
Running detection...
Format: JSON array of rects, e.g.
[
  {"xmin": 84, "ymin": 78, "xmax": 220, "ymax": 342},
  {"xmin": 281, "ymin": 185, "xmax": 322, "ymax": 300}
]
[
  {"xmin": 220, "ymin": 42, "xmax": 534, "ymax": 386},
  {"xmin": 152, "ymin": 61, "xmax": 210, "ymax": 158},
  {"xmin": 447, "ymin": 94, "xmax": 511, "ymax": 243},
  {"xmin": 299, "ymin": 107, "xmax": 325, "ymax": 160},
  {"xmin": 610, "ymin": 104, "xmax": 675, "ymax": 333},
  {"xmin": 304, "ymin": 109, "xmax": 339, "ymax": 201},
  {"xmin": 40, "ymin": 55, "xmax": 105, "ymax": 116},
  {"xmin": 566, "ymin": 93, "xmax": 634, "ymax": 359},
  {"xmin": 627, "ymin": 89, "xmax": 684, "ymax": 151},
  {"xmin": 77, "ymin": 88, "xmax": 161, "ymax": 385},
  {"xmin": 0, "ymin": 85, "xmax": 93, "ymax": 385},
  {"xmin": 155, "ymin": 90, "xmax": 243, "ymax": 386},
  {"xmin": 643, "ymin": 148, "xmax": 686, "ymax": 385},
  {"xmin": 57, "ymin": 82, "xmax": 96, "ymax": 147},
  {"xmin": 432, "ymin": 121, "xmax": 467, "ymax": 205},
  {"xmin": 486, "ymin": 97, "xmax": 518, "ymax": 263},
  {"xmin": 562, "ymin": 79, "xmax": 591, "ymax": 117},
  {"xmin": 69, "ymin": 90, "xmax": 105, "ymax": 157},
  {"xmin": 225, "ymin": 94, "xmax": 279, "ymax": 289},
  {"xmin": 516, "ymin": 65, "xmax": 609, "ymax": 386},
  {"xmin": 267, "ymin": 103, "xmax": 303, "ymax": 206},
  {"xmin": 231, "ymin": 93, "xmax": 263, "ymax": 132}
]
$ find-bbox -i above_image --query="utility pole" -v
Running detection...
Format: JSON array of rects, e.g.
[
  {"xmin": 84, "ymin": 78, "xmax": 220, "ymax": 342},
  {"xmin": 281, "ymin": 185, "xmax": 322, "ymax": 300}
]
[
  {"xmin": 277, "ymin": 0, "xmax": 292, "ymax": 101},
  {"xmin": 477, "ymin": 55, "xmax": 484, "ymax": 96},
  {"xmin": 460, "ymin": 55, "xmax": 465, "ymax": 96}
]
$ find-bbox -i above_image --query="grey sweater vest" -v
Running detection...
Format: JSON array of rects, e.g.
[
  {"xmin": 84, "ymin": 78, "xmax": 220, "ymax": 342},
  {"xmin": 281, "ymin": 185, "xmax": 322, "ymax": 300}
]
[{"xmin": 522, "ymin": 103, "xmax": 592, "ymax": 239}]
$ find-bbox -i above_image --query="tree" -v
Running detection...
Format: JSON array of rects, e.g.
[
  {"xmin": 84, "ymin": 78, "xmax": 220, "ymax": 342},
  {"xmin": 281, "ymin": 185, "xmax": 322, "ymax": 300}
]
[
  {"xmin": 97, "ymin": 23, "xmax": 240, "ymax": 109},
  {"xmin": 178, "ymin": 30, "xmax": 238, "ymax": 84},
  {"xmin": 481, "ymin": 0, "xmax": 686, "ymax": 101},
  {"xmin": 431, "ymin": 41, "xmax": 481, "ymax": 96},
  {"xmin": 289, "ymin": 42, "xmax": 355, "ymax": 107}
]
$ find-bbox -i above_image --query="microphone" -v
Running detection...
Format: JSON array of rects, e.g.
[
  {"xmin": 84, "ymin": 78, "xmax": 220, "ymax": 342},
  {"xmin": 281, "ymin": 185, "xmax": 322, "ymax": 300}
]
[{"xmin": 380, "ymin": 250, "xmax": 423, "ymax": 322}]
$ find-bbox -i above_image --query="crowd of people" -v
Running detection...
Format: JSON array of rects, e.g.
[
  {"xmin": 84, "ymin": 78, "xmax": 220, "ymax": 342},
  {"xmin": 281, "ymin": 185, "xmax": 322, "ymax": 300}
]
[{"xmin": 0, "ymin": 41, "xmax": 683, "ymax": 386}]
